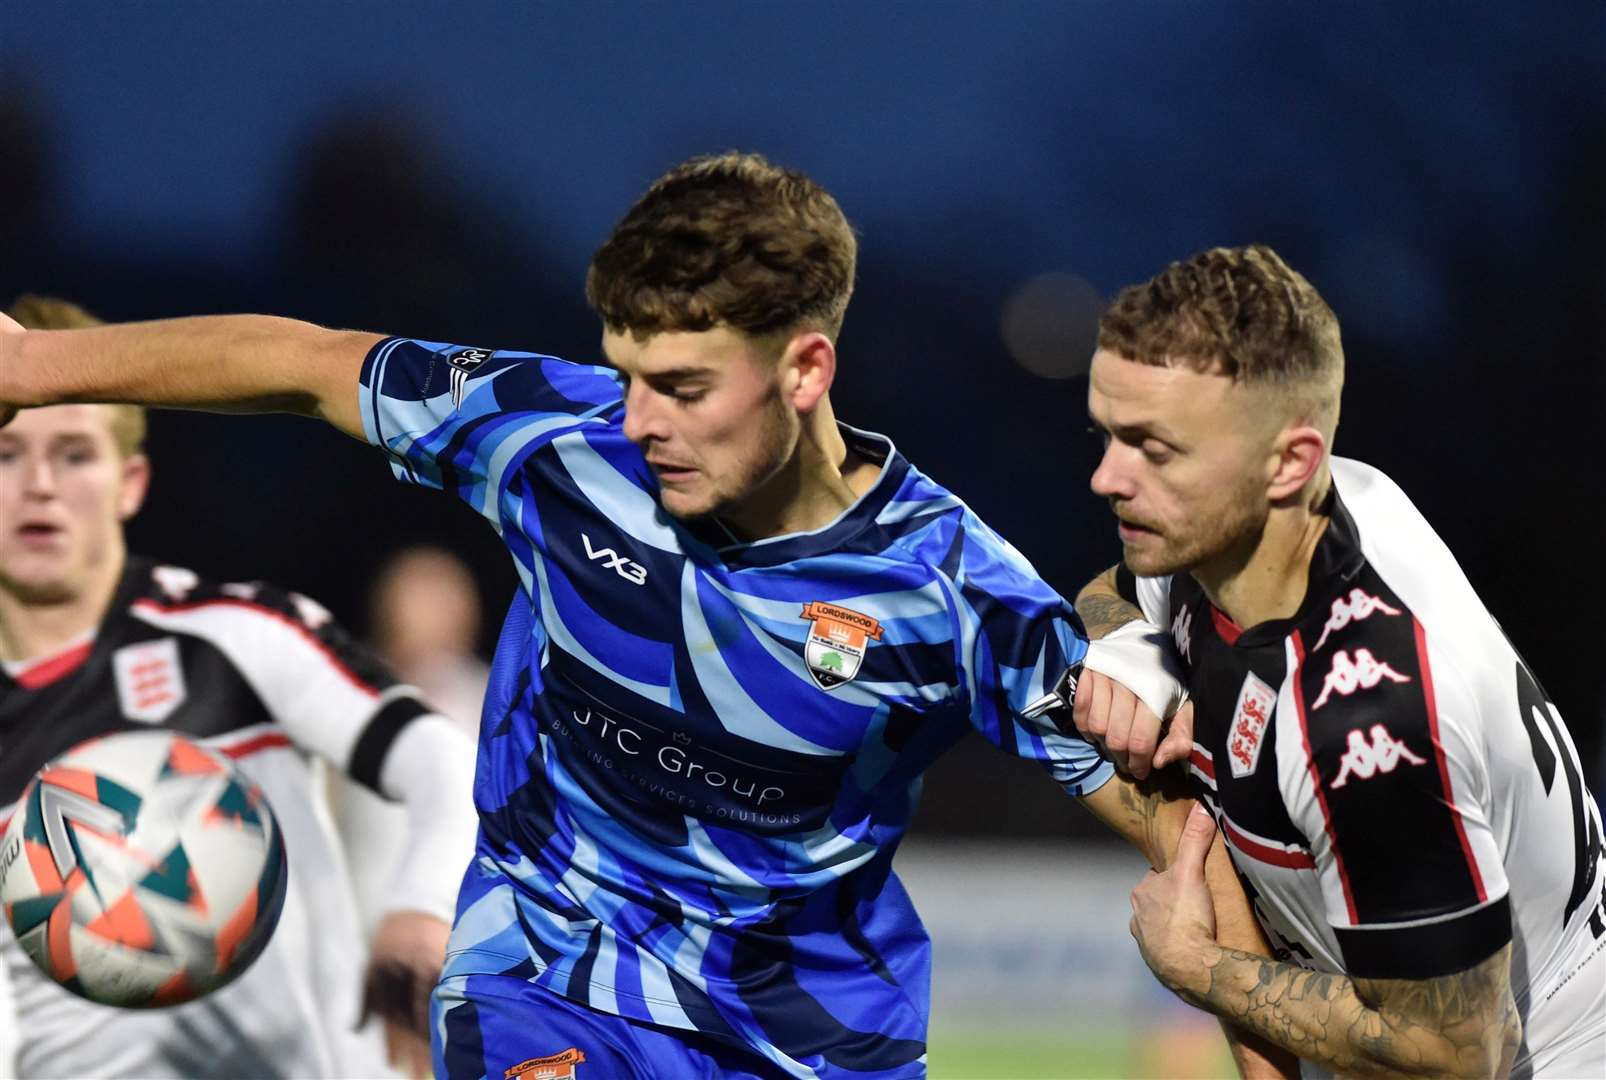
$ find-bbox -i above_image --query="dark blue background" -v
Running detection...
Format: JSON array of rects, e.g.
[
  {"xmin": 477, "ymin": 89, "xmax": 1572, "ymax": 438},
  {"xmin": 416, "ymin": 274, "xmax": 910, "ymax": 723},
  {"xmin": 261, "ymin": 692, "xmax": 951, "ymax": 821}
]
[{"xmin": 5, "ymin": 2, "xmax": 1602, "ymax": 831}]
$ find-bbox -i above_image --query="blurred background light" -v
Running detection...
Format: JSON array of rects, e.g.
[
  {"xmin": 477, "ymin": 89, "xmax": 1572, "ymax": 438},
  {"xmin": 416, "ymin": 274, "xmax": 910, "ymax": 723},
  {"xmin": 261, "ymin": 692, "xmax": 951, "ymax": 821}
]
[{"xmin": 1001, "ymin": 271, "xmax": 1105, "ymax": 379}]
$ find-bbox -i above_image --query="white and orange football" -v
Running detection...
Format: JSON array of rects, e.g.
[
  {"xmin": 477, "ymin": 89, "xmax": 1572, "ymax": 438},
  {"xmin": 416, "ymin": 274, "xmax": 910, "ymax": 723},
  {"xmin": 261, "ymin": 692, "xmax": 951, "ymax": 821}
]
[{"xmin": 0, "ymin": 730, "xmax": 287, "ymax": 1007}]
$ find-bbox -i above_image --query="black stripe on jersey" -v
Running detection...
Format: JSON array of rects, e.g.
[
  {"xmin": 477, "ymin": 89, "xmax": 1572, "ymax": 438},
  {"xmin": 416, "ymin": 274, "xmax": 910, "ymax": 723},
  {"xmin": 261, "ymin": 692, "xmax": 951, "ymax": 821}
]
[
  {"xmin": 1335, "ymin": 894, "xmax": 1511, "ymax": 980},
  {"xmin": 1114, "ymin": 563, "xmax": 1139, "ymax": 606},
  {"xmin": 347, "ymin": 696, "xmax": 432, "ymax": 792},
  {"xmin": 1295, "ymin": 576, "xmax": 1487, "ymax": 926}
]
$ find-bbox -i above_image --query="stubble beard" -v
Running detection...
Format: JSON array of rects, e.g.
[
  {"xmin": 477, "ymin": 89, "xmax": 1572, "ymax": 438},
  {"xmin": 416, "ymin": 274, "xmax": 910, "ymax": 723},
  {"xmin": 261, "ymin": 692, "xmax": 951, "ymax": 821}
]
[
  {"xmin": 1122, "ymin": 482, "xmax": 1268, "ymax": 580},
  {"xmin": 688, "ymin": 396, "xmax": 800, "ymax": 531}
]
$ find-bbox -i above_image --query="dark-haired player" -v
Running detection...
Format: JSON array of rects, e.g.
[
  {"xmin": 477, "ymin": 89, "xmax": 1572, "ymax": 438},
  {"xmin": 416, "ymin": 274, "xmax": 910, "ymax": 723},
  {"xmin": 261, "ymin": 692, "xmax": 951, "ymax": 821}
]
[{"xmin": 0, "ymin": 159, "xmax": 1279, "ymax": 1078}]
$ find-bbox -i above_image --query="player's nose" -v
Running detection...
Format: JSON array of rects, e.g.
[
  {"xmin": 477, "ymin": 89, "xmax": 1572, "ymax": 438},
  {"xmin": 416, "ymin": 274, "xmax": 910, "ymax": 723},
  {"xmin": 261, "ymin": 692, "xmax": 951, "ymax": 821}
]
[
  {"xmin": 20, "ymin": 455, "xmax": 59, "ymax": 498},
  {"xmin": 1089, "ymin": 445, "xmax": 1130, "ymax": 498},
  {"xmin": 620, "ymin": 383, "xmax": 669, "ymax": 445}
]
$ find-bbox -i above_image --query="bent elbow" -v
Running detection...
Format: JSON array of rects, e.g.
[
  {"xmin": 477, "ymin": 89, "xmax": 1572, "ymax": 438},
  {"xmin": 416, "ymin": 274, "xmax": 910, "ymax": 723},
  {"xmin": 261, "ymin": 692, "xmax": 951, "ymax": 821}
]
[{"xmin": 1439, "ymin": 1011, "xmax": 1521, "ymax": 1080}]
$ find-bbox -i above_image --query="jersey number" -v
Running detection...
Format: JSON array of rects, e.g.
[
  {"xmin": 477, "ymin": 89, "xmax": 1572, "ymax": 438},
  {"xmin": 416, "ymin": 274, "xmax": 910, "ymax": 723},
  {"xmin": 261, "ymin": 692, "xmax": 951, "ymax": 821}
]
[{"xmin": 1516, "ymin": 659, "xmax": 1604, "ymax": 930}]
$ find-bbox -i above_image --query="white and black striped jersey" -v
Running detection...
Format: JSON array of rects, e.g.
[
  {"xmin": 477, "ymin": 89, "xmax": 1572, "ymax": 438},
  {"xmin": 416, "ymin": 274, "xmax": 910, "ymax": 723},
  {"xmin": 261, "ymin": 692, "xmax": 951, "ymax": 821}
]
[
  {"xmin": 0, "ymin": 558, "xmax": 475, "ymax": 1080},
  {"xmin": 1121, "ymin": 457, "xmax": 1605, "ymax": 1076}
]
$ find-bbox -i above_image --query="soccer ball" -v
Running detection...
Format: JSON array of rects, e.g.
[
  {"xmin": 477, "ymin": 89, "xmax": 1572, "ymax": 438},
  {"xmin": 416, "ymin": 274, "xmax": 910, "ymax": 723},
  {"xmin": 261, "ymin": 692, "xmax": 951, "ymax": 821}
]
[{"xmin": 0, "ymin": 730, "xmax": 287, "ymax": 1007}]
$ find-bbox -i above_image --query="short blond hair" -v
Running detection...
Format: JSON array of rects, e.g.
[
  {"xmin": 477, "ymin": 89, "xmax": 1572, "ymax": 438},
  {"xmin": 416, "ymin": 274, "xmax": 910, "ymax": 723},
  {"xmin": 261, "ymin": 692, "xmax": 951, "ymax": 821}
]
[
  {"xmin": 1098, "ymin": 244, "xmax": 1343, "ymax": 438},
  {"xmin": 7, "ymin": 294, "xmax": 147, "ymax": 458}
]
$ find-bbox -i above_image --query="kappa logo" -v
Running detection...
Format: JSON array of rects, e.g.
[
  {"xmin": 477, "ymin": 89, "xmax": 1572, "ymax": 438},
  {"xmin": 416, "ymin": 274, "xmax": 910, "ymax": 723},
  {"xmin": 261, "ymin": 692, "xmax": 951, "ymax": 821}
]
[
  {"xmin": 504, "ymin": 1048, "xmax": 586, "ymax": 1080},
  {"xmin": 1312, "ymin": 589, "xmax": 1403, "ymax": 652},
  {"xmin": 1310, "ymin": 648, "xmax": 1410, "ymax": 710},
  {"xmin": 447, "ymin": 348, "xmax": 493, "ymax": 407},
  {"xmin": 289, "ymin": 592, "xmax": 333, "ymax": 630},
  {"xmin": 112, "ymin": 638, "xmax": 188, "ymax": 723},
  {"xmin": 1330, "ymin": 723, "xmax": 1427, "ymax": 788},
  {"xmin": 799, "ymin": 601, "xmax": 883, "ymax": 689},
  {"xmin": 1227, "ymin": 672, "xmax": 1276, "ymax": 778},
  {"xmin": 152, "ymin": 565, "xmax": 199, "ymax": 602},
  {"xmin": 1170, "ymin": 605, "xmax": 1193, "ymax": 664},
  {"xmin": 582, "ymin": 533, "xmax": 647, "ymax": 585}
]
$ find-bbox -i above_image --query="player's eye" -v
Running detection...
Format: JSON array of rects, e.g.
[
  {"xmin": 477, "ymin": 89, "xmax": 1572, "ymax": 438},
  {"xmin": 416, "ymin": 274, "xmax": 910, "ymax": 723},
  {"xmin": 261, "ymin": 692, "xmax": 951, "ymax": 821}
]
[
  {"xmin": 1140, "ymin": 440, "xmax": 1172, "ymax": 465},
  {"xmin": 654, "ymin": 380, "xmax": 708, "ymax": 403}
]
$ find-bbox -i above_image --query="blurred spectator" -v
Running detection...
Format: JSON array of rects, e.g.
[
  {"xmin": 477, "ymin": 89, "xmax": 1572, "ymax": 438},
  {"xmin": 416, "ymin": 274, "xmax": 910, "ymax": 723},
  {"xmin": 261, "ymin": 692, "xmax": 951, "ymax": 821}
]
[
  {"xmin": 368, "ymin": 545, "xmax": 490, "ymax": 732},
  {"xmin": 329, "ymin": 546, "xmax": 490, "ymax": 937}
]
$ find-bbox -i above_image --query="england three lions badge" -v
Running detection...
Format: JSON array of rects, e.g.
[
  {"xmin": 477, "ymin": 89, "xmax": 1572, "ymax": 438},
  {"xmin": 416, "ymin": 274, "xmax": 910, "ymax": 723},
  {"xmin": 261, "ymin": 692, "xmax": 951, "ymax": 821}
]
[
  {"xmin": 1227, "ymin": 671, "xmax": 1276, "ymax": 778},
  {"xmin": 113, "ymin": 638, "xmax": 188, "ymax": 723}
]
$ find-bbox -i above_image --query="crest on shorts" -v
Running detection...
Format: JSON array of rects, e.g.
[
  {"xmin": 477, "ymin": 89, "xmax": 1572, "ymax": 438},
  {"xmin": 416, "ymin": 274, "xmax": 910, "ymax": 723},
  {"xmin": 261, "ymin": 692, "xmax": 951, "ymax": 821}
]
[
  {"xmin": 799, "ymin": 601, "xmax": 883, "ymax": 690},
  {"xmin": 504, "ymin": 1049, "xmax": 586, "ymax": 1080},
  {"xmin": 113, "ymin": 638, "xmax": 187, "ymax": 724}
]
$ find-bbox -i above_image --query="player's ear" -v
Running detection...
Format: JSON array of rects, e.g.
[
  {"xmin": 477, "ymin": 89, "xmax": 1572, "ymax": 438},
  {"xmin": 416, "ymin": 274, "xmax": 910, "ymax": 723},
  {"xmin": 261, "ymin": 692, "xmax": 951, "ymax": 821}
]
[
  {"xmin": 1267, "ymin": 424, "xmax": 1325, "ymax": 502},
  {"xmin": 117, "ymin": 452, "xmax": 151, "ymax": 521},
  {"xmin": 780, "ymin": 331, "xmax": 835, "ymax": 414}
]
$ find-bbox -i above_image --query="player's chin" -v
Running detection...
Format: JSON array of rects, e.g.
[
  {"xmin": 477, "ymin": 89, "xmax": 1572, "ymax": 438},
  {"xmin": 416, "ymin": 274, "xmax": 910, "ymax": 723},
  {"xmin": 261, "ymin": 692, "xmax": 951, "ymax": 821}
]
[
  {"xmin": 1120, "ymin": 540, "xmax": 1186, "ymax": 579},
  {"xmin": 0, "ymin": 562, "xmax": 78, "ymax": 604},
  {"xmin": 658, "ymin": 487, "xmax": 717, "ymax": 521}
]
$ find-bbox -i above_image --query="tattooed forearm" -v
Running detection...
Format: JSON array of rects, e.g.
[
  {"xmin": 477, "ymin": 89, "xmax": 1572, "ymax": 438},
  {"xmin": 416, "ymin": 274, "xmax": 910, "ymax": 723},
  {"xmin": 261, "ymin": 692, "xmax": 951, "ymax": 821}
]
[
  {"xmin": 1077, "ymin": 591, "xmax": 1143, "ymax": 638},
  {"xmin": 1092, "ymin": 770, "xmax": 1194, "ymax": 868},
  {"xmin": 1113, "ymin": 776, "xmax": 1163, "ymax": 863},
  {"xmin": 1075, "ymin": 566, "xmax": 1142, "ymax": 639},
  {"xmin": 1176, "ymin": 943, "xmax": 1519, "ymax": 1078}
]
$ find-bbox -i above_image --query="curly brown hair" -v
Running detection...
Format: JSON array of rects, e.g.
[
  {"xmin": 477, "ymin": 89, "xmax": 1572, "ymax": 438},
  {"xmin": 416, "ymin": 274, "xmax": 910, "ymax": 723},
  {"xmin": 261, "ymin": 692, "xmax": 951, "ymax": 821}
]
[
  {"xmin": 585, "ymin": 152, "xmax": 857, "ymax": 341},
  {"xmin": 7, "ymin": 294, "xmax": 147, "ymax": 458},
  {"xmin": 1098, "ymin": 244, "xmax": 1343, "ymax": 434}
]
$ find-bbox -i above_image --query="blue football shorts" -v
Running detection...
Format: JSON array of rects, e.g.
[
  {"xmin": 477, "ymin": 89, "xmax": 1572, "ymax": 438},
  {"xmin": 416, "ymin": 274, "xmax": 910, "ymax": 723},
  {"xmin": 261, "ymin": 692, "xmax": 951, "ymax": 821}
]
[{"xmin": 432, "ymin": 971, "xmax": 797, "ymax": 1080}]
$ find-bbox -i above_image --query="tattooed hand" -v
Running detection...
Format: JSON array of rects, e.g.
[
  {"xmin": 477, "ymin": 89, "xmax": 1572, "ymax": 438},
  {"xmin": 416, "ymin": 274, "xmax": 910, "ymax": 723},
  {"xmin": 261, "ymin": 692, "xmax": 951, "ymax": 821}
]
[{"xmin": 1130, "ymin": 801, "xmax": 1220, "ymax": 997}]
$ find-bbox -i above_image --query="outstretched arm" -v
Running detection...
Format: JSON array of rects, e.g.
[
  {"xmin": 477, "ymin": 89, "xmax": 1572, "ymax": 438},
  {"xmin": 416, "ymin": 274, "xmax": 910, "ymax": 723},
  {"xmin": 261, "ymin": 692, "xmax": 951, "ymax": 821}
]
[
  {"xmin": 0, "ymin": 313, "xmax": 379, "ymax": 438},
  {"xmin": 1132, "ymin": 805, "xmax": 1521, "ymax": 1078}
]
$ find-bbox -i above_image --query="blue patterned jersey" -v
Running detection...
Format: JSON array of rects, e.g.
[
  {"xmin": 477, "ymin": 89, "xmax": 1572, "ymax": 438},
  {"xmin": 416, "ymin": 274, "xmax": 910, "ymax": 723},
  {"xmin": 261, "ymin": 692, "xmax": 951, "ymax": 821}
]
[{"xmin": 359, "ymin": 338, "xmax": 1112, "ymax": 1078}]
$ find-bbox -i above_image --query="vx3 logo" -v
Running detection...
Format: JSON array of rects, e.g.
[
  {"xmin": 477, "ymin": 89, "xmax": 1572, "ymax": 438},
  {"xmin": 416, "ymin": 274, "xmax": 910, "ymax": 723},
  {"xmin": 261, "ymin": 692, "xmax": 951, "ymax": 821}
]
[{"xmin": 582, "ymin": 533, "xmax": 647, "ymax": 585}]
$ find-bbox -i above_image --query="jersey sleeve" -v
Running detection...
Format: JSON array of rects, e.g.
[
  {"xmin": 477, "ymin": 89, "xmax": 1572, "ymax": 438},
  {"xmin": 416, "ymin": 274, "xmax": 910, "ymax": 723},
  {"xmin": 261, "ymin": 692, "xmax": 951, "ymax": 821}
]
[
  {"xmin": 1288, "ymin": 613, "xmax": 1511, "ymax": 980},
  {"xmin": 133, "ymin": 575, "xmax": 439, "ymax": 781},
  {"xmin": 357, "ymin": 337, "xmax": 623, "ymax": 524},
  {"xmin": 948, "ymin": 525, "xmax": 1112, "ymax": 797},
  {"xmin": 131, "ymin": 574, "xmax": 478, "ymax": 921},
  {"xmin": 1115, "ymin": 564, "xmax": 1172, "ymax": 627}
]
